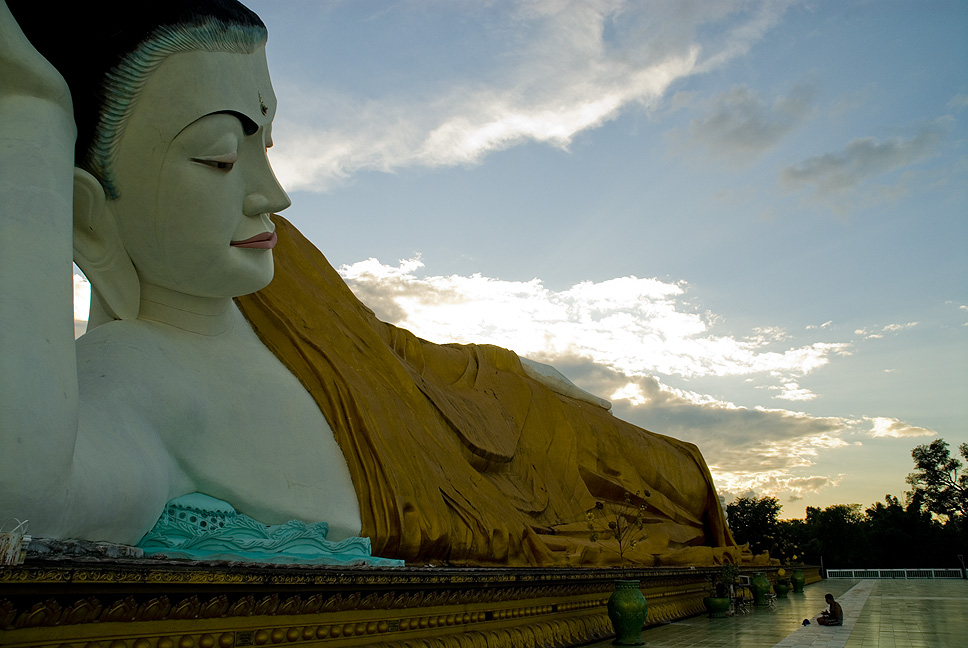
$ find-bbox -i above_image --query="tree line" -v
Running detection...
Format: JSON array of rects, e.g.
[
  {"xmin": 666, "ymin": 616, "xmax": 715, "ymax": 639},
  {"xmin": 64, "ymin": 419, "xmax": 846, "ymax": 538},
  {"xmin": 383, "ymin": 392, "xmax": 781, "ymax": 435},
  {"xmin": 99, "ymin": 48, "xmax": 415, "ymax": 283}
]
[{"xmin": 725, "ymin": 439, "xmax": 967, "ymax": 569}]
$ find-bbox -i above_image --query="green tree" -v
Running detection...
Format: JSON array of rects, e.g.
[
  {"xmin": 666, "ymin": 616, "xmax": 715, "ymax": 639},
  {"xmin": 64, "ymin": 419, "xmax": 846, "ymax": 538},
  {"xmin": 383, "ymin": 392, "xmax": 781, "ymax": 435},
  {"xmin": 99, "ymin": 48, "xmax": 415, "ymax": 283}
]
[
  {"xmin": 906, "ymin": 439, "xmax": 968, "ymax": 520},
  {"xmin": 863, "ymin": 494, "xmax": 944, "ymax": 567},
  {"xmin": 802, "ymin": 503, "xmax": 870, "ymax": 568},
  {"xmin": 726, "ymin": 495, "xmax": 781, "ymax": 556},
  {"xmin": 721, "ymin": 442, "xmax": 968, "ymax": 569}
]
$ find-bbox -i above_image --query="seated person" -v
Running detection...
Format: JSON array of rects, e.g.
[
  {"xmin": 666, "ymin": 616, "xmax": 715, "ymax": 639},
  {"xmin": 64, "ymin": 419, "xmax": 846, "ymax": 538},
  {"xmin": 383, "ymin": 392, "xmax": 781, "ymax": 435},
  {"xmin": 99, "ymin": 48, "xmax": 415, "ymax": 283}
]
[{"xmin": 817, "ymin": 593, "xmax": 844, "ymax": 626}]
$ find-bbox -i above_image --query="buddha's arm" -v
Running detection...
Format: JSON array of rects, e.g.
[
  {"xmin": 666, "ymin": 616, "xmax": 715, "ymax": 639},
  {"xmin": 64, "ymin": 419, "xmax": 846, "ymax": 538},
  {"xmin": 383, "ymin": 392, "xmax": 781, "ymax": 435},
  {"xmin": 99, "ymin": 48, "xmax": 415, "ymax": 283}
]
[{"xmin": 0, "ymin": 1, "xmax": 81, "ymax": 515}]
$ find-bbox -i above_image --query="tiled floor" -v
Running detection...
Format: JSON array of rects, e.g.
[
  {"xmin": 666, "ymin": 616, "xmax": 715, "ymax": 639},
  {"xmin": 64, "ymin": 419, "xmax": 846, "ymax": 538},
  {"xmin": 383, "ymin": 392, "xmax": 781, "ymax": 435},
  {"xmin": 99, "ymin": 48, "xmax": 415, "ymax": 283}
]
[
  {"xmin": 581, "ymin": 578, "xmax": 968, "ymax": 647},
  {"xmin": 843, "ymin": 579, "xmax": 968, "ymax": 648}
]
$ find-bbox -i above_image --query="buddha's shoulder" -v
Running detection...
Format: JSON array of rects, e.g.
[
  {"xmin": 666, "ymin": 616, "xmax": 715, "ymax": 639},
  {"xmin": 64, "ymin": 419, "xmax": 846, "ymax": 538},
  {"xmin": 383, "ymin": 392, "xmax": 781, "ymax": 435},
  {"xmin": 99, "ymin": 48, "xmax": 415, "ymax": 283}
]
[
  {"xmin": 72, "ymin": 322, "xmax": 205, "ymax": 439},
  {"xmin": 75, "ymin": 320, "xmax": 203, "ymax": 394},
  {"xmin": 79, "ymin": 319, "xmax": 177, "ymax": 357}
]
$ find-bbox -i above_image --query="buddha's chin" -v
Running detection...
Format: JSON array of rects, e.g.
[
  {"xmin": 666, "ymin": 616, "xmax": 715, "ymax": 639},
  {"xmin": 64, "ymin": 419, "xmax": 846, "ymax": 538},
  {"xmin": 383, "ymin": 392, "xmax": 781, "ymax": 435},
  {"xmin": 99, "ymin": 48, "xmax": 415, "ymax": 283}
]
[
  {"xmin": 184, "ymin": 255, "xmax": 275, "ymax": 299},
  {"xmin": 228, "ymin": 250, "xmax": 276, "ymax": 296},
  {"xmin": 233, "ymin": 264, "xmax": 275, "ymax": 297}
]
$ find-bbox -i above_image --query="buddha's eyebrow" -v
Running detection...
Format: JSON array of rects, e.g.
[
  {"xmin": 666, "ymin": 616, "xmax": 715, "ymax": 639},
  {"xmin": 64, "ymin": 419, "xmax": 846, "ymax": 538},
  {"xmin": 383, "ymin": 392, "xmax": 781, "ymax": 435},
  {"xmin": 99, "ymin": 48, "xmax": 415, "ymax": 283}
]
[{"xmin": 211, "ymin": 110, "xmax": 259, "ymax": 136}]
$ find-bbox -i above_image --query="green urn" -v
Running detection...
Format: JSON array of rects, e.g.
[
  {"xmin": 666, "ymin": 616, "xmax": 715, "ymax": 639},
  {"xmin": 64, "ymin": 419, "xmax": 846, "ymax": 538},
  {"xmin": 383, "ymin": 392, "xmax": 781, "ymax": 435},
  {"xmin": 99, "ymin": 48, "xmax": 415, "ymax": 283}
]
[
  {"xmin": 751, "ymin": 572, "xmax": 772, "ymax": 606},
  {"xmin": 607, "ymin": 580, "xmax": 648, "ymax": 645},
  {"xmin": 790, "ymin": 569, "xmax": 806, "ymax": 593}
]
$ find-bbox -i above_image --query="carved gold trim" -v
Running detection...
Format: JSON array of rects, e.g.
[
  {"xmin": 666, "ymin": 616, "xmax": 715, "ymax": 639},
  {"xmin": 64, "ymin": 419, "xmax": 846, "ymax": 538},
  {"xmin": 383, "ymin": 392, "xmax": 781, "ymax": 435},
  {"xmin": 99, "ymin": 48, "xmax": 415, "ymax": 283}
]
[{"xmin": 1, "ymin": 563, "xmax": 805, "ymax": 647}]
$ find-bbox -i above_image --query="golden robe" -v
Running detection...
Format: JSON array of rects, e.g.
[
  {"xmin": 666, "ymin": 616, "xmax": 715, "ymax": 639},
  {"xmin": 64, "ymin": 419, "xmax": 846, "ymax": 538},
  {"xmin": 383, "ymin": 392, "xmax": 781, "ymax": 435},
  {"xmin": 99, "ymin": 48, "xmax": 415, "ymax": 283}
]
[{"xmin": 235, "ymin": 216, "xmax": 739, "ymax": 567}]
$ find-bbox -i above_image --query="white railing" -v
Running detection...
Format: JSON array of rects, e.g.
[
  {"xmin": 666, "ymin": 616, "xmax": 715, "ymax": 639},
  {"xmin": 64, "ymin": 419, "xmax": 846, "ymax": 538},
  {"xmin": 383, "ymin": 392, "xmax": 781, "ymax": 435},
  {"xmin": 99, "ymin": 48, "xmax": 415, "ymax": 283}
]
[{"xmin": 826, "ymin": 568, "xmax": 963, "ymax": 579}]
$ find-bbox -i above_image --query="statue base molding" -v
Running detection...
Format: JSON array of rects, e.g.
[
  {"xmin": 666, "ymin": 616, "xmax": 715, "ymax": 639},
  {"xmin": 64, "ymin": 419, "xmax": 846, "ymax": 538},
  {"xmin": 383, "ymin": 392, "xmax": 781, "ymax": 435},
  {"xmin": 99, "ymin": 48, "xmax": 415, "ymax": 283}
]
[{"xmin": 1, "ymin": 559, "xmax": 820, "ymax": 647}]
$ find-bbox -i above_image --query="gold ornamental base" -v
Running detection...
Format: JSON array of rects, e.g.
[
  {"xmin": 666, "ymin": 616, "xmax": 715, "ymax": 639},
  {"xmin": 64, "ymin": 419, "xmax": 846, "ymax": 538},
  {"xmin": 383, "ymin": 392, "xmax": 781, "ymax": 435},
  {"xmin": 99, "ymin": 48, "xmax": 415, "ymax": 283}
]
[{"xmin": 1, "ymin": 560, "xmax": 820, "ymax": 647}]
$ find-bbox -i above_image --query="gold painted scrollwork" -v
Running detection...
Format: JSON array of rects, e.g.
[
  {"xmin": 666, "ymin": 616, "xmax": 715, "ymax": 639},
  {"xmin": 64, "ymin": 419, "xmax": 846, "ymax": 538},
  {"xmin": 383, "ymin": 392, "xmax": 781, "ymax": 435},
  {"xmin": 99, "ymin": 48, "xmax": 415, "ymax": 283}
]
[
  {"xmin": 14, "ymin": 598, "xmax": 62, "ymax": 628},
  {"xmin": 99, "ymin": 596, "xmax": 138, "ymax": 623},
  {"xmin": 168, "ymin": 596, "xmax": 201, "ymax": 620},
  {"xmin": 226, "ymin": 595, "xmax": 255, "ymax": 617},
  {"xmin": 62, "ymin": 597, "xmax": 103, "ymax": 625},
  {"xmin": 136, "ymin": 596, "xmax": 171, "ymax": 621},
  {"xmin": 199, "ymin": 595, "xmax": 229, "ymax": 619}
]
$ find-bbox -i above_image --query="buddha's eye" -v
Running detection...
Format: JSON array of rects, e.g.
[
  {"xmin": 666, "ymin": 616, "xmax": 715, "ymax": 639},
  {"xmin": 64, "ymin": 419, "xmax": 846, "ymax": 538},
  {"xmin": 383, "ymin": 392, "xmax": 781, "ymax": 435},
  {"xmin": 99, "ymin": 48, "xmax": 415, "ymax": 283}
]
[{"xmin": 191, "ymin": 154, "xmax": 238, "ymax": 172}]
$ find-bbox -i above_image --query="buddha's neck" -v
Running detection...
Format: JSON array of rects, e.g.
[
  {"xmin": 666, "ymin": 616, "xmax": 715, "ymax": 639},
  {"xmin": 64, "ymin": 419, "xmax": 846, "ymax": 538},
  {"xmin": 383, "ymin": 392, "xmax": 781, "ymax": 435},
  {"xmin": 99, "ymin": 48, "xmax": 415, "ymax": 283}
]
[{"xmin": 138, "ymin": 283, "xmax": 236, "ymax": 337}]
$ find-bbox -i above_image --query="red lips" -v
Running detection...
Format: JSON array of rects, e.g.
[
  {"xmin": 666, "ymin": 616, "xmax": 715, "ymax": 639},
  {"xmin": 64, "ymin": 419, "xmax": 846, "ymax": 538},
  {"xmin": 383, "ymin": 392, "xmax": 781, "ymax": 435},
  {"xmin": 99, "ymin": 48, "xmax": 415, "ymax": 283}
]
[{"xmin": 230, "ymin": 231, "xmax": 277, "ymax": 249}]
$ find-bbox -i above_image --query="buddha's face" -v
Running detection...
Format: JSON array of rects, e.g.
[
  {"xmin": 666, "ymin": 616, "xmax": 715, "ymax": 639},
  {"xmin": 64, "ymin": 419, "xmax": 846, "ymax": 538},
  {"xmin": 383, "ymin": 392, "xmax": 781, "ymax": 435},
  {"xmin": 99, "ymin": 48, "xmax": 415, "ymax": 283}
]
[{"xmin": 108, "ymin": 47, "xmax": 290, "ymax": 299}]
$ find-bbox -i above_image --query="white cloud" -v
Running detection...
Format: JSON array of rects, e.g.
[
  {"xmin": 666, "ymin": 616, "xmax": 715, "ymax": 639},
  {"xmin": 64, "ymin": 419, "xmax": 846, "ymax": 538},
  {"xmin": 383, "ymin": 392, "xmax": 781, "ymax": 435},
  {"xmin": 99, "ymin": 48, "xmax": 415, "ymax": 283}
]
[
  {"xmin": 268, "ymin": 0, "xmax": 793, "ymax": 191},
  {"xmin": 719, "ymin": 473, "xmax": 843, "ymax": 505},
  {"xmin": 73, "ymin": 273, "xmax": 90, "ymax": 322},
  {"xmin": 72, "ymin": 273, "xmax": 91, "ymax": 339},
  {"xmin": 806, "ymin": 320, "xmax": 833, "ymax": 330},
  {"xmin": 882, "ymin": 322, "xmax": 918, "ymax": 333},
  {"xmin": 594, "ymin": 372, "xmax": 856, "ymax": 500},
  {"xmin": 868, "ymin": 417, "xmax": 935, "ymax": 439},
  {"xmin": 856, "ymin": 321, "xmax": 918, "ymax": 340},
  {"xmin": 786, "ymin": 474, "xmax": 842, "ymax": 496},
  {"xmin": 747, "ymin": 326, "xmax": 793, "ymax": 344},
  {"xmin": 610, "ymin": 382, "xmax": 649, "ymax": 407},
  {"xmin": 340, "ymin": 256, "xmax": 850, "ymax": 383},
  {"xmin": 774, "ymin": 381, "xmax": 817, "ymax": 402}
]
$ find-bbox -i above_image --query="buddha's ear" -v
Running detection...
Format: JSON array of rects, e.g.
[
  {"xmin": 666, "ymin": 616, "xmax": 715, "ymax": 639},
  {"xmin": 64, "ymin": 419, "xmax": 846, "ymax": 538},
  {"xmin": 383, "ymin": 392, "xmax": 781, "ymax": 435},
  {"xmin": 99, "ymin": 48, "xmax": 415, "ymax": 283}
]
[{"xmin": 72, "ymin": 167, "xmax": 140, "ymax": 325}]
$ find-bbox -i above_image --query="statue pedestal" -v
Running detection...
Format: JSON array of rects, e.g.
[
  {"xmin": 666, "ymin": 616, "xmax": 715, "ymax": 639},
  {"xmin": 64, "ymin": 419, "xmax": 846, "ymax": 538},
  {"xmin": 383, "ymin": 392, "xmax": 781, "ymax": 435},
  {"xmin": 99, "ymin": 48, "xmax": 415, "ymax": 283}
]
[{"xmin": 1, "ymin": 559, "xmax": 724, "ymax": 647}]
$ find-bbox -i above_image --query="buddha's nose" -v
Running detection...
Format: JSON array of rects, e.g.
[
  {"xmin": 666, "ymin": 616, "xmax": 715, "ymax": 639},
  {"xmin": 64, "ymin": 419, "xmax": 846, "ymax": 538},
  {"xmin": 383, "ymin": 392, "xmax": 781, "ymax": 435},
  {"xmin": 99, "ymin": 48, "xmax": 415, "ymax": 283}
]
[{"xmin": 244, "ymin": 161, "xmax": 291, "ymax": 216}]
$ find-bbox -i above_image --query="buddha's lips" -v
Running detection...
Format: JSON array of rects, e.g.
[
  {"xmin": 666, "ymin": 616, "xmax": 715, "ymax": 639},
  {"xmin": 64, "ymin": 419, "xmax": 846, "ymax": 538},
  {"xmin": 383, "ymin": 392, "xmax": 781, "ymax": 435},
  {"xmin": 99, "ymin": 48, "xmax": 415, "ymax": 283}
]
[{"xmin": 231, "ymin": 231, "xmax": 277, "ymax": 249}]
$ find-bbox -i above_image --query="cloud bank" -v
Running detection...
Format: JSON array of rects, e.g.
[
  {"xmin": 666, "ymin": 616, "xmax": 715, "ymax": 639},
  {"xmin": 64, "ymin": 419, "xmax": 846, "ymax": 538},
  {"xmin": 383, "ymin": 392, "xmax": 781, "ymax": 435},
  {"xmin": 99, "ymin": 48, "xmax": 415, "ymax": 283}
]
[
  {"xmin": 269, "ymin": 0, "xmax": 792, "ymax": 191},
  {"xmin": 340, "ymin": 255, "xmax": 848, "ymax": 383},
  {"xmin": 339, "ymin": 256, "xmax": 935, "ymax": 500}
]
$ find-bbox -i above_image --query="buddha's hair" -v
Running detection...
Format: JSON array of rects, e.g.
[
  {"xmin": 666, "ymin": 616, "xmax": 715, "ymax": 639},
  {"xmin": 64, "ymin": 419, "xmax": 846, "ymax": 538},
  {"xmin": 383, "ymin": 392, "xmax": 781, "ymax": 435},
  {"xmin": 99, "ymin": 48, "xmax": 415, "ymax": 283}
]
[
  {"xmin": 92, "ymin": 21, "xmax": 266, "ymax": 198},
  {"xmin": 9, "ymin": 0, "xmax": 267, "ymax": 198}
]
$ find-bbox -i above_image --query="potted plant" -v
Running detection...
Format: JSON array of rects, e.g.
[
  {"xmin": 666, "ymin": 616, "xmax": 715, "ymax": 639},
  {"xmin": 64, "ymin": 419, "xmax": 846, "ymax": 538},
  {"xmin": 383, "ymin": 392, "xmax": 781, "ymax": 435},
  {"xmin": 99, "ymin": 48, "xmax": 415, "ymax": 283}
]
[
  {"xmin": 703, "ymin": 562, "xmax": 737, "ymax": 618},
  {"xmin": 774, "ymin": 568, "xmax": 790, "ymax": 598},
  {"xmin": 587, "ymin": 491, "xmax": 651, "ymax": 646},
  {"xmin": 789, "ymin": 554, "xmax": 806, "ymax": 593}
]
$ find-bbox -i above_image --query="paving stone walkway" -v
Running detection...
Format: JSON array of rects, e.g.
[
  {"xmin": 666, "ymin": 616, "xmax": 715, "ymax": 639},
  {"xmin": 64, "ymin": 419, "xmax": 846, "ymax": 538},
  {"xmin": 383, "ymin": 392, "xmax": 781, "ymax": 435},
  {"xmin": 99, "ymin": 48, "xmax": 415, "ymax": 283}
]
[{"xmin": 581, "ymin": 577, "xmax": 967, "ymax": 647}]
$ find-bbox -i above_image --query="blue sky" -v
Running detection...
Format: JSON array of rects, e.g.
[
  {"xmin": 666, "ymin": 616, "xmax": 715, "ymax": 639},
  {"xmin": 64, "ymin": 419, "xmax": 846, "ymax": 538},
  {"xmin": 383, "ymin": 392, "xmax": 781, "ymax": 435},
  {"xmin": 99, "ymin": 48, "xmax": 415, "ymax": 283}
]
[{"xmin": 73, "ymin": 0, "xmax": 967, "ymax": 517}]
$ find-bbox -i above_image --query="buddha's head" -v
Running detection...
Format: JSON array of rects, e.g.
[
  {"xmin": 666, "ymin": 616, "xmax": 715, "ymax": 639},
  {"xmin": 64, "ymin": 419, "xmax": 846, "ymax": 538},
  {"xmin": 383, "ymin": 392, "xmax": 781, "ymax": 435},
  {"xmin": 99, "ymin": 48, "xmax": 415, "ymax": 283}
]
[{"xmin": 10, "ymin": 0, "xmax": 290, "ymax": 325}]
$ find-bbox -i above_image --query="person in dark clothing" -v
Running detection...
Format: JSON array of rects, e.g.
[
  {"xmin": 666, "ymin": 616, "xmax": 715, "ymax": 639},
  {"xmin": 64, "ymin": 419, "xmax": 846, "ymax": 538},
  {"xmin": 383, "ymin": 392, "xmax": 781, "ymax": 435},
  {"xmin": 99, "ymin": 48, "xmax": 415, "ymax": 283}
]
[{"xmin": 817, "ymin": 593, "xmax": 844, "ymax": 626}]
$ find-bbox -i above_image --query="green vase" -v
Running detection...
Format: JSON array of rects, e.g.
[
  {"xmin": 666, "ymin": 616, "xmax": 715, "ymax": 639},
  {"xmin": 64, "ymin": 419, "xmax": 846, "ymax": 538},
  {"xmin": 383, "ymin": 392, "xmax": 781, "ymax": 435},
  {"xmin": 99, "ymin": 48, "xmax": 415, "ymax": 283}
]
[
  {"xmin": 775, "ymin": 581, "xmax": 790, "ymax": 598},
  {"xmin": 751, "ymin": 572, "xmax": 771, "ymax": 606},
  {"xmin": 790, "ymin": 569, "xmax": 806, "ymax": 593},
  {"xmin": 607, "ymin": 580, "xmax": 647, "ymax": 646},
  {"xmin": 703, "ymin": 596, "xmax": 732, "ymax": 618}
]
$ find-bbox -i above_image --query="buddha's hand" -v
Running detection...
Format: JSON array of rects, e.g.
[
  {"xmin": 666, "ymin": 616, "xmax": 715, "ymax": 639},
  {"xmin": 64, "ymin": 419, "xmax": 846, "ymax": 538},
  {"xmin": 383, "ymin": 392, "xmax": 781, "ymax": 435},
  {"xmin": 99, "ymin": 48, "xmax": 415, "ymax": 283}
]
[{"xmin": 0, "ymin": 0, "xmax": 73, "ymax": 117}]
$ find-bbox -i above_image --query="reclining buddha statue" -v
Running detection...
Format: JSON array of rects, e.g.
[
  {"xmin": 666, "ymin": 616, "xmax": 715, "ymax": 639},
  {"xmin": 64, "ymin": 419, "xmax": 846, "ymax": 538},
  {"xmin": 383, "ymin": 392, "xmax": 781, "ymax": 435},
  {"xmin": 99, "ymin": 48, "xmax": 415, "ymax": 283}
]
[{"xmin": 0, "ymin": 0, "xmax": 739, "ymax": 567}]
